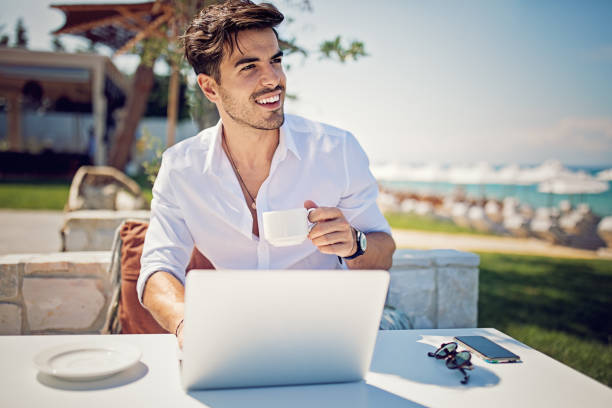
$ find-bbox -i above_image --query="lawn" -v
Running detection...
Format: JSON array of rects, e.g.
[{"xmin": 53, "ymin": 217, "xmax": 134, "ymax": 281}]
[
  {"xmin": 477, "ymin": 252, "xmax": 612, "ymax": 387},
  {"xmin": 385, "ymin": 211, "xmax": 497, "ymax": 236},
  {"xmin": 0, "ymin": 180, "xmax": 153, "ymax": 210},
  {"xmin": 0, "ymin": 181, "xmax": 71, "ymax": 210}
]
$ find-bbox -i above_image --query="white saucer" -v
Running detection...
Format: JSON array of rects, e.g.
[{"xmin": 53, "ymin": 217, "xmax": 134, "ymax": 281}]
[{"xmin": 33, "ymin": 340, "xmax": 141, "ymax": 381}]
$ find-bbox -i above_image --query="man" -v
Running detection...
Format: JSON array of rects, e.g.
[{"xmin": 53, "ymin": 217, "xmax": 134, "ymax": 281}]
[{"xmin": 139, "ymin": 0, "xmax": 396, "ymax": 347}]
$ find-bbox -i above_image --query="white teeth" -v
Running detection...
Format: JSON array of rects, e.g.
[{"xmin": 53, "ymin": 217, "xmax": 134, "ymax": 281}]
[{"xmin": 257, "ymin": 95, "xmax": 280, "ymax": 104}]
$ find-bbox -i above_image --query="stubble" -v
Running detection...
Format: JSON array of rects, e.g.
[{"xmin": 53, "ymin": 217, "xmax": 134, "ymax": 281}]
[{"xmin": 218, "ymin": 86, "xmax": 285, "ymax": 130}]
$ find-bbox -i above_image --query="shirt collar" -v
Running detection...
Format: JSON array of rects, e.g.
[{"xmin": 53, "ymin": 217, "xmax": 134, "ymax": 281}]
[
  {"xmin": 202, "ymin": 119, "xmax": 224, "ymax": 175},
  {"xmin": 202, "ymin": 116, "xmax": 301, "ymax": 175},
  {"xmin": 280, "ymin": 118, "xmax": 302, "ymax": 161}
]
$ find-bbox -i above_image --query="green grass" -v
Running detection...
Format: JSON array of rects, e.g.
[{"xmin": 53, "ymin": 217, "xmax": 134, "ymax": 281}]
[
  {"xmin": 477, "ymin": 252, "xmax": 612, "ymax": 387},
  {"xmin": 385, "ymin": 212, "xmax": 497, "ymax": 236},
  {"xmin": 0, "ymin": 182, "xmax": 70, "ymax": 210},
  {"xmin": 143, "ymin": 189, "xmax": 153, "ymax": 203},
  {"xmin": 0, "ymin": 180, "xmax": 153, "ymax": 210}
]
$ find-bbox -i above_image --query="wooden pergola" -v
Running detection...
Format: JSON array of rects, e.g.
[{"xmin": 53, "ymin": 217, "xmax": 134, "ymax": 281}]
[
  {"xmin": 52, "ymin": 2, "xmax": 174, "ymax": 56},
  {"xmin": 52, "ymin": 1, "xmax": 185, "ymax": 154}
]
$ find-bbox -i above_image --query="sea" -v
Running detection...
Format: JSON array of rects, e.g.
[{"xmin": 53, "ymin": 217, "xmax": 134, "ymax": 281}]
[{"xmin": 379, "ymin": 165, "xmax": 612, "ymax": 218}]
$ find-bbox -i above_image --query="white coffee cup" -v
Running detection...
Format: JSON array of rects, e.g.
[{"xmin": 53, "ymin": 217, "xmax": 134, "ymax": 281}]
[{"xmin": 262, "ymin": 208, "xmax": 315, "ymax": 247}]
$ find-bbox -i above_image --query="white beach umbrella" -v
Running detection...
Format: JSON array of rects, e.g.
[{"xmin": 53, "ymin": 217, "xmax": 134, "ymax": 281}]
[
  {"xmin": 400, "ymin": 199, "xmax": 417, "ymax": 213},
  {"xmin": 408, "ymin": 162, "xmax": 445, "ymax": 183},
  {"xmin": 538, "ymin": 173, "xmax": 609, "ymax": 207},
  {"xmin": 446, "ymin": 164, "xmax": 470, "ymax": 184},
  {"xmin": 596, "ymin": 168, "xmax": 612, "ymax": 181},
  {"xmin": 447, "ymin": 162, "xmax": 493, "ymax": 185},
  {"xmin": 597, "ymin": 216, "xmax": 612, "ymax": 247},
  {"xmin": 494, "ymin": 163, "xmax": 527, "ymax": 198},
  {"xmin": 538, "ymin": 175, "xmax": 609, "ymax": 195},
  {"xmin": 377, "ymin": 191, "xmax": 401, "ymax": 212},
  {"xmin": 485, "ymin": 202, "xmax": 503, "ymax": 224},
  {"xmin": 372, "ymin": 162, "xmax": 446, "ymax": 182},
  {"xmin": 559, "ymin": 199, "xmax": 572, "ymax": 214},
  {"xmin": 446, "ymin": 162, "xmax": 495, "ymax": 199},
  {"xmin": 495, "ymin": 163, "xmax": 522, "ymax": 185},
  {"xmin": 414, "ymin": 201, "xmax": 434, "ymax": 216},
  {"xmin": 503, "ymin": 213, "xmax": 530, "ymax": 238},
  {"xmin": 517, "ymin": 159, "xmax": 571, "ymax": 185}
]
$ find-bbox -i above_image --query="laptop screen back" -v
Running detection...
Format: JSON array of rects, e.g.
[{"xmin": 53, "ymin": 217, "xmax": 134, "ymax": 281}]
[{"xmin": 181, "ymin": 269, "xmax": 389, "ymax": 390}]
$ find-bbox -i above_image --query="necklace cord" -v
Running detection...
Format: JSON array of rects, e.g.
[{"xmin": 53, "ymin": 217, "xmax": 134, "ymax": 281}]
[{"xmin": 222, "ymin": 135, "xmax": 257, "ymax": 210}]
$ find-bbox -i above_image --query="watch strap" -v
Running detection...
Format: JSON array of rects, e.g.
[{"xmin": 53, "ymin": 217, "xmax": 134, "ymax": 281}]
[{"xmin": 343, "ymin": 228, "xmax": 366, "ymax": 260}]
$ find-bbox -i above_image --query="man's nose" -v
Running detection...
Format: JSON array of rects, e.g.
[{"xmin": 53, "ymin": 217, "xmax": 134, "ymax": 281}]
[{"xmin": 260, "ymin": 63, "xmax": 282, "ymax": 88}]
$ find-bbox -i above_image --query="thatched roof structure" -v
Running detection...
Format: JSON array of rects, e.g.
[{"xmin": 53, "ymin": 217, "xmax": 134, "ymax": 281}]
[{"xmin": 51, "ymin": 1, "xmax": 173, "ymax": 55}]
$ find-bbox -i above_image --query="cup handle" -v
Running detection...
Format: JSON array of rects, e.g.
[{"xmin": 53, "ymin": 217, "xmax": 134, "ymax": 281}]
[{"xmin": 307, "ymin": 208, "xmax": 316, "ymax": 232}]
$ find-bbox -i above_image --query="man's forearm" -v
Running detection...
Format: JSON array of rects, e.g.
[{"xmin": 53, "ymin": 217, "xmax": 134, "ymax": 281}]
[
  {"xmin": 142, "ymin": 271, "xmax": 185, "ymax": 334},
  {"xmin": 346, "ymin": 231, "xmax": 395, "ymax": 270}
]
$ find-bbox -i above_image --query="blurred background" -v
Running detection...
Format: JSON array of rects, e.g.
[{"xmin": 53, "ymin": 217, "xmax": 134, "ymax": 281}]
[{"xmin": 0, "ymin": 0, "xmax": 610, "ymax": 387}]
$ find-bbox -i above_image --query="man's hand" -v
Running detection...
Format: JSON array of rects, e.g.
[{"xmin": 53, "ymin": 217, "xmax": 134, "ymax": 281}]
[{"xmin": 304, "ymin": 200, "xmax": 356, "ymax": 258}]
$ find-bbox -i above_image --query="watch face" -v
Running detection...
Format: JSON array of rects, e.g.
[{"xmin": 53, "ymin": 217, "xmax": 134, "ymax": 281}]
[{"xmin": 359, "ymin": 231, "xmax": 367, "ymax": 251}]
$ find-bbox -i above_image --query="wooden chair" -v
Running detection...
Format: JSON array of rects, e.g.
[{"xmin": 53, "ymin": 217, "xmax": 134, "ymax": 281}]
[{"xmin": 103, "ymin": 220, "xmax": 213, "ymax": 334}]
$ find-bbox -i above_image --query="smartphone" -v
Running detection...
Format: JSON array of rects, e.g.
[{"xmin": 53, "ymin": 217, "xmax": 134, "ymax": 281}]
[{"xmin": 454, "ymin": 335, "xmax": 520, "ymax": 363}]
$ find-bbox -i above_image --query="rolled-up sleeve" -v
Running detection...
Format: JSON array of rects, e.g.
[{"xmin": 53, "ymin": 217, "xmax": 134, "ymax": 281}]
[
  {"xmin": 339, "ymin": 132, "xmax": 391, "ymax": 235},
  {"xmin": 138, "ymin": 152, "xmax": 194, "ymax": 303}
]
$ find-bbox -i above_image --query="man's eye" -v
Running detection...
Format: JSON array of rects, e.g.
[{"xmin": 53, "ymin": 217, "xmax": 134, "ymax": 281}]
[
  {"xmin": 241, "ymin": 64, "xmax": 256, "ymax": 71},
  {"xmin": 272, "ymin": 58, "xmax": 282, "ymax": 64}
]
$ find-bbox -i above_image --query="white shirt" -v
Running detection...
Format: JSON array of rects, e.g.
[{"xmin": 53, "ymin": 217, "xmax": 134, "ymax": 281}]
[{"xmin": 138, "ymin": 114, "xmax": 391, "ymax": 302}]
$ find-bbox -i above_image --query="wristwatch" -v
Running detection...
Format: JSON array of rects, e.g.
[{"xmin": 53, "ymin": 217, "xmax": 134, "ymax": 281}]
[{"xmin": 344, "ymin": 228, "xmax": 367, "ymax": 260}]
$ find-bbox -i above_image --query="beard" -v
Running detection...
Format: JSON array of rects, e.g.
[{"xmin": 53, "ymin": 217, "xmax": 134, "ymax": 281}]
[{"xmin": 218, "ymin": 85, "xmax": 285, "ymax": 130}]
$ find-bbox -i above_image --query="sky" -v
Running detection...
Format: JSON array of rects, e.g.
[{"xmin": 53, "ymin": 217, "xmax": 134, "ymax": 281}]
[{"xmin": 2, "ymin": 0, "xmax": 612, "ymax": 167}]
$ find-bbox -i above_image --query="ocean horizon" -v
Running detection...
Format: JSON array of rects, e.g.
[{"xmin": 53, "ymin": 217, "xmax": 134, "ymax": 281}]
[{"xmin": 375, "ymin": 162, "xmax": 612, "ymax": 217}]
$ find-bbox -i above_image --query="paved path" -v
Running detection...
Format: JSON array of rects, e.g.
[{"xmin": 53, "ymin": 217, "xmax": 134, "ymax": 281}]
[
  {"xmin": 0, "ymin": 210, "xmax": 64, "ymax": 254},
  {"xmin": 0, "ymin": 210, "xmax": 608, "ymax": 260}
]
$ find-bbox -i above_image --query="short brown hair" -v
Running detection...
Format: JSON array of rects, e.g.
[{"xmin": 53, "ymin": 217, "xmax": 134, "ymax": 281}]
[{"xmin": 181, "ymin": 0, "xmax": 284, "ymax": 82}]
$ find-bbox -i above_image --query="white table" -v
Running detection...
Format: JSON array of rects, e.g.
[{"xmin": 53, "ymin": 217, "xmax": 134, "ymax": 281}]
[{"xmin": 2, "ymin": 328, "xmax": 610, "ymax": 408}]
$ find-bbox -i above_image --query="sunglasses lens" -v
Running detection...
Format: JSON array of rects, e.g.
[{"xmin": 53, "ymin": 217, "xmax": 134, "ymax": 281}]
[
  {"xmin": 450, "ymin": 351, "xmax": 470, "ymax": 367},
  {"xmin": 440, "ymin": 343, "xmax": 457, "ymax": 355},
  {"xmin": 456, "ymin": 351, "xmax": 471, "ymax": 364},
  {"xmin": 446, "ymin": 351, "xmax": 471, "ymax": 369},
  {"xmin": 438, "ymin": 342, "xmax": 457, "ymax": 356},
  {"xmin": 429, "ymin": 343, "xmax": 472, "ymax": 384}
]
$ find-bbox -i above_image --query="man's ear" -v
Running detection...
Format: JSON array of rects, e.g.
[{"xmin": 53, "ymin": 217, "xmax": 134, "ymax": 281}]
[{"xmin": 196, "ymin": 73, "xmax": 219, "ymax": 103}]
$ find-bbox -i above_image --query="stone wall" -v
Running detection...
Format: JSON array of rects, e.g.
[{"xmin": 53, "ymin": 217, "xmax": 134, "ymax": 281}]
[
  {"xmin": 61, "ymin": 210, "xmax": 150, "ymax": 251},
  {"xmin": 0, "ymin": 252, "xmax": 112, "ymax": 335},
  {"xmin": 0, "ymin": 249, "xmax": 479, "ymax": 334},
  {"xmin": 388, "ymin": 249, "xmax": 480, "ymax": 329}
]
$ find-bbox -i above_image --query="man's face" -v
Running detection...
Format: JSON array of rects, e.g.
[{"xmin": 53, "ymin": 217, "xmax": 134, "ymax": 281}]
[{"xmin": 215, "ymin": 28, "xmax": 286, "ymax": 130}]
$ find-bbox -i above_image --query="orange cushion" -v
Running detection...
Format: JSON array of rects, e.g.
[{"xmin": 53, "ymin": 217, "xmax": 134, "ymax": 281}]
[{"xmin": 118, "ymin": 220, "xmax": 214, "ymax": 334}]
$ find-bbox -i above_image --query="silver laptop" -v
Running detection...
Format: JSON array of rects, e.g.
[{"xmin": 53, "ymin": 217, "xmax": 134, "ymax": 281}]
[{"xmin": 181, "ymin": 269, "xmax": 389, "ymax": 390}]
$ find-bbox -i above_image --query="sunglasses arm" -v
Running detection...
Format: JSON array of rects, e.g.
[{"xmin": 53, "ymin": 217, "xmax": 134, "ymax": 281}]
[{"xmin": 459, "ymin": 367, "xmax": 470, "ymax": 385}]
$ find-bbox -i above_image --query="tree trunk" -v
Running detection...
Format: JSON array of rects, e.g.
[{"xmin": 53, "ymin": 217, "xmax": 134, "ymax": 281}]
[
  {"xmin": 108, "ymin": 63, "xmax": 154, "ymax": 170},
  {"xmin": 166, "ymin": 61, "xmax": 179, "ymax": 148}
]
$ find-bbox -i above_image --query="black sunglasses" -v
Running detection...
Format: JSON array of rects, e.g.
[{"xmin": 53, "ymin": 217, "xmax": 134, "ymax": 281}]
[{"xmin": 427, "ymin": 342, "xmax": 474, "ymax": 384}]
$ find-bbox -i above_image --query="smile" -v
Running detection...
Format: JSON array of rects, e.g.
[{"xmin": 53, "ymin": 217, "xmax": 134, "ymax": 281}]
[{"xmin": 255, "ymin": 94, "xmax": 280, "ymax": 105}]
